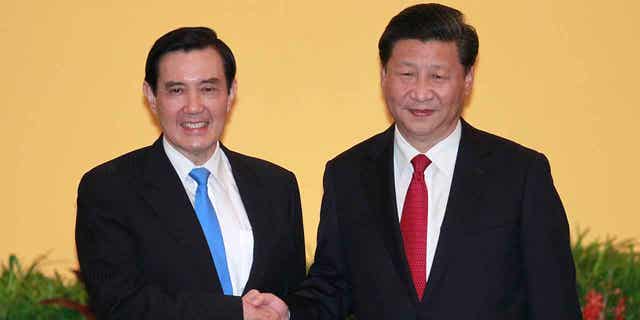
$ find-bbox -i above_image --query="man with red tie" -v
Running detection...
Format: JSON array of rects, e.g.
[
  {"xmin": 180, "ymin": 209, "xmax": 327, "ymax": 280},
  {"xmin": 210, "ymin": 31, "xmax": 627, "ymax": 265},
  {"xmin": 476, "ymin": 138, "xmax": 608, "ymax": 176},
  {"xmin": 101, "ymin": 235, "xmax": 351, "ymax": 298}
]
[{"xmin": 264, "ymin": 3, "xmax": 581, "ymax": 319}]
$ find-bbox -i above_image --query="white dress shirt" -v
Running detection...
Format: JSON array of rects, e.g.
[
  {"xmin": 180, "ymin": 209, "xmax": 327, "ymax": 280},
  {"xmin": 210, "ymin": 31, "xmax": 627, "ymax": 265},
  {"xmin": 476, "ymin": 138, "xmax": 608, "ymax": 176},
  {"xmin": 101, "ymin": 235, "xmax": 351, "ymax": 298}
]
[
  {"xmin": 163, "ymin": 138, "xmax": 254, "ymax": 296},
  {"xmin": 393, "ymin": 120, "xmax": 461, "ymax": 281}
]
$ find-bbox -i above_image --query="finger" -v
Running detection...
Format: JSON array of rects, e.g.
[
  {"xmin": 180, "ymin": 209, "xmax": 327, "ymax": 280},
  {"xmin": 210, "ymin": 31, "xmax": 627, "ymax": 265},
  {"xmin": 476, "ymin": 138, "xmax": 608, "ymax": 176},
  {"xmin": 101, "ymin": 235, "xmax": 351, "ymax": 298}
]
[
  {"xmin": 259, "ymin": 307, "xmax": 279, "ymax": 320},
  {"xmin": 260, "ymin": 293, "xmax": 289, "ymax": 315},
  {"xmin": 244, "ymin": 303, "xmax": 278, "ymax": 320},
  {"xmin": 243, "ymin": 289, "xmax": 264, "ymax": 306},
  {"xmin": 243, "ymin": 289, "xmax": 261, "ymax": 301}
]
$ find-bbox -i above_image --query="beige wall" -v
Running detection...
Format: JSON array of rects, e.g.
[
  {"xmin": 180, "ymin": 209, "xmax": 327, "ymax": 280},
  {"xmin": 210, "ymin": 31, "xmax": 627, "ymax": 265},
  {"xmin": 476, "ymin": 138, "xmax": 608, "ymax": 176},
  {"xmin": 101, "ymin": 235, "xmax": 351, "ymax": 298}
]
[{"xmin": 1, "ymin": 0, "xmax": 639, "ymax": 274}]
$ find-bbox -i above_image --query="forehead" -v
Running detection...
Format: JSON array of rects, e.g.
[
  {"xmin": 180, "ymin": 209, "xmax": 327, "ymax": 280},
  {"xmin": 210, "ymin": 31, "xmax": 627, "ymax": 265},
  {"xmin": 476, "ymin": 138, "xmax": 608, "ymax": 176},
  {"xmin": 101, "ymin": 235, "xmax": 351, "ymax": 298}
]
[
  {"xmin": 389, "ymin": 39, "xmax": 461, "ymax": 67},
  {"xmin": 157, "ymin": 47, "xmax": 225, "ymax": 81}
]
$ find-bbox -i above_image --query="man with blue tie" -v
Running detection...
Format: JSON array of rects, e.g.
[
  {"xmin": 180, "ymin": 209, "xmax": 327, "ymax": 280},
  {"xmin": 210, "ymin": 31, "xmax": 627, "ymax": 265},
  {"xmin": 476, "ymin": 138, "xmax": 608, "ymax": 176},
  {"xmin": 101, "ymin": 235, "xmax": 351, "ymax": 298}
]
[{"xmin": 75, "ymin": 27, "xmax": 304, "ymax": 320}]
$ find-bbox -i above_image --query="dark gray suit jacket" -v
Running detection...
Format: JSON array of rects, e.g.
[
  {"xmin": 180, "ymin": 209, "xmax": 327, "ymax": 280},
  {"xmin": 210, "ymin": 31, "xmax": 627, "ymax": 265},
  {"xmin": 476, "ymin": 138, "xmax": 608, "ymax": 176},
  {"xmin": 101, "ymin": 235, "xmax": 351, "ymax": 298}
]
[
  {"xmin": 288, "ymin": 120, "xmax": 580, "ymax": 319},
  {"xmin": 76, "ymin": 138, "xmax": 306, "ymax": 319}
]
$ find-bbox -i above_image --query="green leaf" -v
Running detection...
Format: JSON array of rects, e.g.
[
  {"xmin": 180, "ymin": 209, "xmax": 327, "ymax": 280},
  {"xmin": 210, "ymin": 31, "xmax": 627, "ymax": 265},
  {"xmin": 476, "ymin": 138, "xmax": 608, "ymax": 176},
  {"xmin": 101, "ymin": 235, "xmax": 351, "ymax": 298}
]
[{"xmin": 0, "ymin": 254, "xmax": 89, "ymax": 320}]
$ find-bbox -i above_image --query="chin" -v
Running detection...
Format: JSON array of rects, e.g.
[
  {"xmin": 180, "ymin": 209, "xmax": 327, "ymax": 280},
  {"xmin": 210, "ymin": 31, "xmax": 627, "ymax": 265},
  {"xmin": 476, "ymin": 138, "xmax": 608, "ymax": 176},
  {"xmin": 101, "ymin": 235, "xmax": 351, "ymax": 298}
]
[{"xmin": 186, "ymin": 142, "xmax": 215, "ymax": 153}]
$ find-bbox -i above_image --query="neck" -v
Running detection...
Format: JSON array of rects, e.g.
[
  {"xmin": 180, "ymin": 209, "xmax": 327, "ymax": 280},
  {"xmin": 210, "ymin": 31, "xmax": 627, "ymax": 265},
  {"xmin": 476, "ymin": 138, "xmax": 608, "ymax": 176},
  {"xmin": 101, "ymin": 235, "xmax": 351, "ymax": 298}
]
[
  {"xmin": 398, "ymin": 121, "xmax": 459, "ymax": 153},
  {"xmin": 164, "ymin": 137, "xmax": 217, "ymax": 166}
]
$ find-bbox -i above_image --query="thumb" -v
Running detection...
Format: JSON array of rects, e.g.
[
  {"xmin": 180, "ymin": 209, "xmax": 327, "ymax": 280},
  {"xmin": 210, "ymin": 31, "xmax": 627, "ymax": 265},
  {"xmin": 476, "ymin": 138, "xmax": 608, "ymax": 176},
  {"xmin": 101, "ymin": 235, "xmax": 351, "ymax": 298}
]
[{"xmin": 243, "ymin": 289, "xmax": 264, "ymax": 306}]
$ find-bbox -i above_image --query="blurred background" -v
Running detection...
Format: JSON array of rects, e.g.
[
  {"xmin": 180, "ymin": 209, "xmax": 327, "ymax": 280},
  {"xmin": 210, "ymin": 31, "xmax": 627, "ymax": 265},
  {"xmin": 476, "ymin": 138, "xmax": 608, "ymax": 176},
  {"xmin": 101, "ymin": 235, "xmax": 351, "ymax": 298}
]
[{"xmin": 1, "ymin": 0, "xmax": 638, "ymax": 275}]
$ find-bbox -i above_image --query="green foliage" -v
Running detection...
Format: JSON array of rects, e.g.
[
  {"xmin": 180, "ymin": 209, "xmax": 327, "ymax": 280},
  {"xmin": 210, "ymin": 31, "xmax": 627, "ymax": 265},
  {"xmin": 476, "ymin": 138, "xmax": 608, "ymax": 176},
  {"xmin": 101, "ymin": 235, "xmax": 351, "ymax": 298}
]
[
  {"xmin": 3, "ymin": 230, "xmax": 640, "ymax": 319},
  {"xmin": 0, "ymin": 254, "xmax": 88, "ymax": 320},
  {"xmin": 573, "ymin": 230, "xmax": 640, "ymax": 319}
]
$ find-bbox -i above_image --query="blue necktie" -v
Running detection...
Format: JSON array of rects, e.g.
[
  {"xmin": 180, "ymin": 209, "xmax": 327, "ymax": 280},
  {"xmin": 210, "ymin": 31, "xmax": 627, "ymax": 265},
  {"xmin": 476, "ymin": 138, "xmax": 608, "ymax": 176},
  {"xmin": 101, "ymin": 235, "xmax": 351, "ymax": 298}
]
[{"xmin": 189, "ymin": 168, "xmax": 233, "ymax": 295}]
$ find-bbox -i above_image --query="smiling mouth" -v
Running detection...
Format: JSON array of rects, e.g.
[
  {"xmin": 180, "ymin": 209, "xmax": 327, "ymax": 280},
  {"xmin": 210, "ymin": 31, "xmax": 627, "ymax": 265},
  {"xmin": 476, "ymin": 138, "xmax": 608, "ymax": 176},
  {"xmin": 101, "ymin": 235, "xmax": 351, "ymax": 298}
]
[
  {"xmin": 182, "ymin": 121, "xmax": 209, "ymax": 129},
  {"xmin": 408, "ymin": 109, "xmax": 435, "ymax": 116}
]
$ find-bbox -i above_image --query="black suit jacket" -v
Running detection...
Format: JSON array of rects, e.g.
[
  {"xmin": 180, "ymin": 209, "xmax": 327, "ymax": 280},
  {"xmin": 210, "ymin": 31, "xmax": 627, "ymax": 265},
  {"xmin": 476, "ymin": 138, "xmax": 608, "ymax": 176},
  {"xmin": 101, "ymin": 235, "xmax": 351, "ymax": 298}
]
[
  {"xmin": 288, "ymin": 120, "xmax": 580, "ymax": 320},
  {"xmin": 76, "ymin": 138, "xmax": 306, "ymax": 319}
]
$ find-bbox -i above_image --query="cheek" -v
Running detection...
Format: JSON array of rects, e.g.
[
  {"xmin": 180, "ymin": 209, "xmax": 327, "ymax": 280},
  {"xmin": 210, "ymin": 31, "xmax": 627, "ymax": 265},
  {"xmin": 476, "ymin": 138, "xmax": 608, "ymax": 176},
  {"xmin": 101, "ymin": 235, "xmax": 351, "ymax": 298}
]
[
  {"xmin": 213, "ymin": 104, "xmax": 229, "ymax": 117},
  {"xmin": 208, "ymin": 106, "xmax": 230, "ymax": 126},
  {"xmin": 384, "ymin": 84, "xmax": 404, "ymax": 103},
  {"xmin": 156, "ymin": 109, "xmax": 176, "ymax": 125},
  {"xmin": 384, "ymin": 95, "xmax": 401, "ymax": 115}
]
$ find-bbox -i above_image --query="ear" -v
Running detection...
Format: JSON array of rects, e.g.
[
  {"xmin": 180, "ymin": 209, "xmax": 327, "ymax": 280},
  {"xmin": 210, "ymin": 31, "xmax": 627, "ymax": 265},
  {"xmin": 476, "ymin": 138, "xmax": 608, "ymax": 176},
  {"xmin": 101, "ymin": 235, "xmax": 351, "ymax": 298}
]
[
  {"xmin": 380, "ymin": 64, "xmax": 388, "ymax": 82},
  {"xmin": 226, "ymin": 79, "xmax": 237, "ymax": 112},
  {"xmin": 380, "ymin": 64, "xmax": 389, "ymax": 90},
  {"xmin": 143, "ymin": 81, "xmax": 158, "ymax": 115},
  {"xmin": 463, "ymin": 66, "xmax": 475, "ymax": 97}
]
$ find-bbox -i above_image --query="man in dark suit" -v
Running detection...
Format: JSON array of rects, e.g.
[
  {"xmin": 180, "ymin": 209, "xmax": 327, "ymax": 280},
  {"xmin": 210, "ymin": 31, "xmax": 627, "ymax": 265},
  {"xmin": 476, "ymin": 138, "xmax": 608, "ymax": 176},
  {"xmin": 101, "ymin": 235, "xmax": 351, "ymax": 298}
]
[
  {"xmin": 257, "ymin": 3, "xmax": 581, "ymax": 319},
  {"xmin": 75, "ymin": 27, "xmax": 304, "ymax": 320}
]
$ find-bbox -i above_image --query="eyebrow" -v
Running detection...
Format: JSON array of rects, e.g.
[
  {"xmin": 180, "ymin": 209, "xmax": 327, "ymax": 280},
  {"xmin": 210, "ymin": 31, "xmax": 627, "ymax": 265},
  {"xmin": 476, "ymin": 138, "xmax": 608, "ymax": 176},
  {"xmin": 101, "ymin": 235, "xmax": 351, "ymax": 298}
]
[
  {"xmin": 200, "ymin": 78, "xmax": 222, "ymax": 85},
  {"xmin": 398, "ymin": 61, "xmax": 418, "ymax": 68},
  {"xmin": 164, "ymin": 81, "xmax": 184, "ymax": 89},
  {"xmin": 163, "ymin": 78, "xmax": 222, "ymax": 89},
  {"xmin": 397, "ymin": 61, "xmax": 449, "ymax": 69},
  {"xmin": 428, "ymin": 64, "xmax": 447, "ymax": 70}
]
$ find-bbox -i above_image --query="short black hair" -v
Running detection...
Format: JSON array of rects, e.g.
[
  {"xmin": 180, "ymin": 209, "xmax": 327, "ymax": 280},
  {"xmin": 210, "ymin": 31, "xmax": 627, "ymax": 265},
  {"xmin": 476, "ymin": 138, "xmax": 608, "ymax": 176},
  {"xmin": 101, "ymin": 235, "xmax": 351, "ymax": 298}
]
[
  {"xmin": 144, "ymin": 26, "xmax": 236, "ymax": 94},
  {"xmin": 378, "ymin": 3, "xmax": 478, "ymax": 73}
]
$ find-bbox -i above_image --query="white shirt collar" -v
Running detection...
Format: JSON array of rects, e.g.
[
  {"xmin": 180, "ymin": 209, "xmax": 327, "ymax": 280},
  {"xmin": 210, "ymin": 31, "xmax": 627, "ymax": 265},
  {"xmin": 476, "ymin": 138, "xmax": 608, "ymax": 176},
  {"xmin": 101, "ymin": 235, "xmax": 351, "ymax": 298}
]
[
  {"xmin": 394, "ymin": 119, "xmax": 461, "ymax": 177},
  {"xmin": 162, "ymin": 137, "xmax": 226, "ymax": 185}
]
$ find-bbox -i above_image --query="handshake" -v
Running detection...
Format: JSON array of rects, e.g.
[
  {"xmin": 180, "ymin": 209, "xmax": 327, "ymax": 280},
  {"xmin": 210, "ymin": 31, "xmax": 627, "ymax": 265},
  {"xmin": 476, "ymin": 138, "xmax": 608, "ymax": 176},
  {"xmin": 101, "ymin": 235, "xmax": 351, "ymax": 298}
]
[{"xmin": 242, "ymin": 289, "xmax": 290, "ymax": 320}]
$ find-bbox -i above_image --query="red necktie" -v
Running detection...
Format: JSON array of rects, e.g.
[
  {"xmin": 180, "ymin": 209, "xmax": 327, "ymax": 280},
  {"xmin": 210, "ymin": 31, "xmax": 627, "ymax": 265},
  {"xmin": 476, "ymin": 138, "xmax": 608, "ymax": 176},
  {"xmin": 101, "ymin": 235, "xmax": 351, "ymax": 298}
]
[{"xmin": 400, "ymin": 154, "xmax": 431, "ymax": 300}]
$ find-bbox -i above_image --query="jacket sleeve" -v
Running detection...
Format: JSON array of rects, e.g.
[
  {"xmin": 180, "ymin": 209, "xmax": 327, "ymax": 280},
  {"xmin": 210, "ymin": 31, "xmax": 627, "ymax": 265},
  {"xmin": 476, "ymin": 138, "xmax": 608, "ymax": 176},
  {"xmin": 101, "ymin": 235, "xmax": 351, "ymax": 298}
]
[
  {"xmin": 520, "ymin": 153, "xmax": 581, "ymax": 319},
  {"xmin": 287, "ymin": 162, "xmax": 352, "ymax": 320},
  {"xmin": 284, "ymin": 171, "xmax": 307, "ymax": 295}
]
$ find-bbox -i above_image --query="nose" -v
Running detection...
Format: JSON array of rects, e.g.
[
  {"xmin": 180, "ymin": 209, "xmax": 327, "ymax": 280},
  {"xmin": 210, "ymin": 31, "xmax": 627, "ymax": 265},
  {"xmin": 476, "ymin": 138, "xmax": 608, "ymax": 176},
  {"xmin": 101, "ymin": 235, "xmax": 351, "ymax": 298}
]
[
  {"xmin": 410, "ymin": 75, "xmax": 435, "ymax": 102},
  {"xmin": 184, "ymin": 90, "xmax": 204, "ymax": 114}
]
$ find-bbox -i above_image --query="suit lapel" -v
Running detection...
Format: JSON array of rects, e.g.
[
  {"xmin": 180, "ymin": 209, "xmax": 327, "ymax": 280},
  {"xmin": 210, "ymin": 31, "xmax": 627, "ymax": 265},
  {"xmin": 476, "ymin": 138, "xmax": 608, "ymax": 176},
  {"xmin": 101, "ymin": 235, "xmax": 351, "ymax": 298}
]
[
  {"xmin": 138, "ymin": 137, "xmax": 223, "ymax": 292},
  {"xmin": 221, "ymin": 145, "xmax": 271, "ymax": 294},
  {"xmin": 360, "ymin": 126, "xmax": 419, "ymax": 301},
  {"xmin": 422, "ymin": 120, "xmax": 491, "ymax": 302}
]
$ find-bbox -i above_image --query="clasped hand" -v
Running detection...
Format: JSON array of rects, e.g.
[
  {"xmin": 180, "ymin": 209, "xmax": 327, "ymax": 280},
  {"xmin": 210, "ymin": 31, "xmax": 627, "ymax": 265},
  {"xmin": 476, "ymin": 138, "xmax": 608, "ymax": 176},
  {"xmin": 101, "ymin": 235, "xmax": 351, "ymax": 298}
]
[{"xmin": 242, "ymin": 289, "xmax": 289, "ymax": 320}]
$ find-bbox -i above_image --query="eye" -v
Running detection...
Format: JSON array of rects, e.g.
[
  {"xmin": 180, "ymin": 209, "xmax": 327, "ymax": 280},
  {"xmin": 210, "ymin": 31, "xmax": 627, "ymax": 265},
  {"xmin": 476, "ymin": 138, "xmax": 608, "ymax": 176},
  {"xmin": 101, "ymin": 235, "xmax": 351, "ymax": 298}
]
[
  {"xmin": 431, "ymin": 73, "xmax": 448, "ymax": 80},
  {"xmin": 201, "ymin": 84, "xmax": 222, "ymax": 95},
  {"xmin": 202, "ymin": 86, "xmax": 217, "ymax": 93},
  {"xmin": 168, "ymin": 87, "xmax": 183, "ymax": 95}
]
